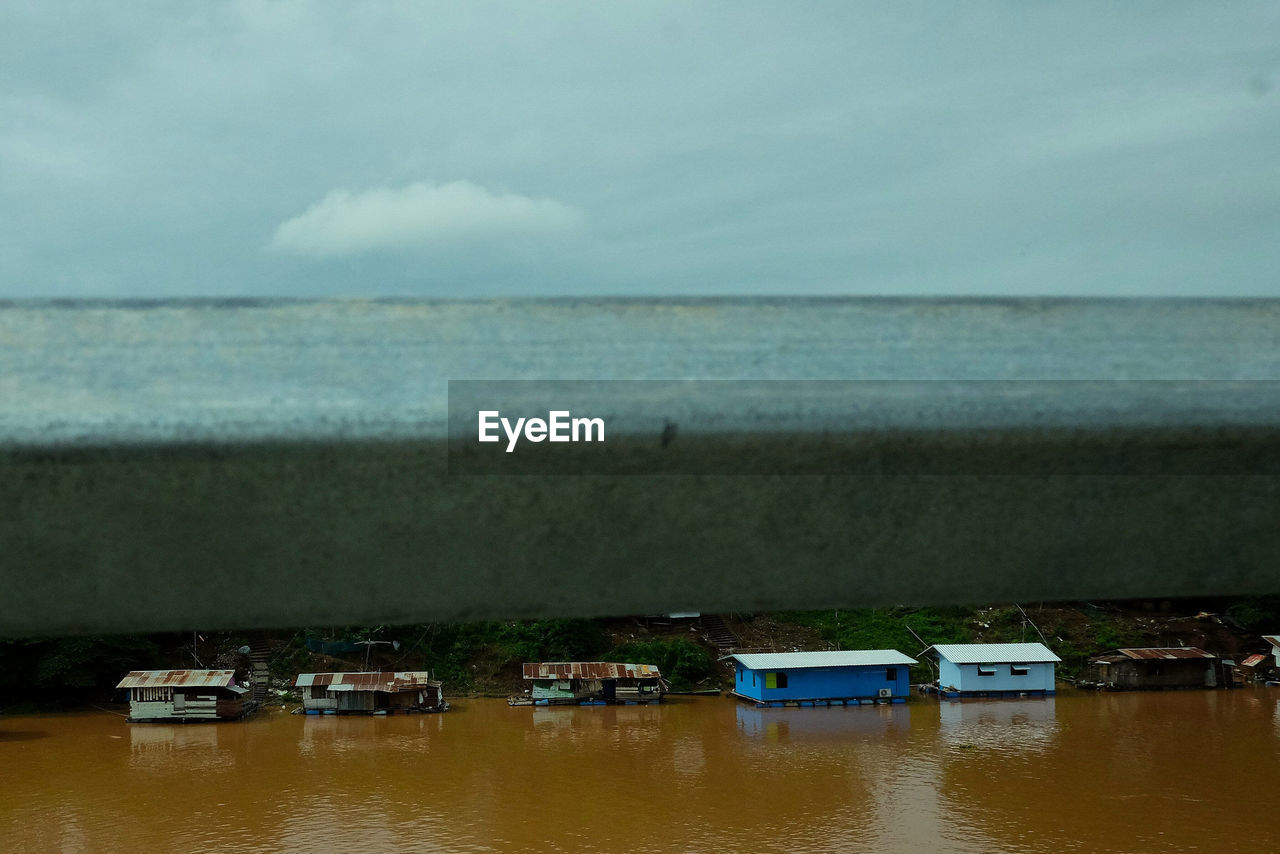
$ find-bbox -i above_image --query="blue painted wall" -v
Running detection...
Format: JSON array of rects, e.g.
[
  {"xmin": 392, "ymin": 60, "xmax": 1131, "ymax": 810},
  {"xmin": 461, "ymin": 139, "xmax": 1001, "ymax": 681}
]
[
  {"xmin": 937, "ymin": 659, "xmax": 1055, "ymax": 693},
  {"xmin": 733, "ymin": 662, "xmax": 910, "ymax": 701}
]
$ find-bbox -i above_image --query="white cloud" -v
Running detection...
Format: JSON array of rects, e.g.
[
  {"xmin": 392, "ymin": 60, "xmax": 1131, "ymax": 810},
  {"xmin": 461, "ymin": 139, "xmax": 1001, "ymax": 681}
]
[{"xmin": 269, "ymin": 180, "xmax": 584, "ymax": 257}]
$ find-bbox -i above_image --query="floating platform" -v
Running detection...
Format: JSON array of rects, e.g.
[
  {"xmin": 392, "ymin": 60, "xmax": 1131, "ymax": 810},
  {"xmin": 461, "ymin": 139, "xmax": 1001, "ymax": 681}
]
[
  {"xmin": 920, "ymin": 684, "xmax": 1054, "ymax": 699},
  {"xmin": 729, "ymin": 691, "xmax": 906, "ymax": 708},
  {"xmin": 294, "ymin": 704, "xmax": 449, "ymax": 715},
  {"xmin": 507, "ymin": 696, "xmax": 663, "ymax": 707}
]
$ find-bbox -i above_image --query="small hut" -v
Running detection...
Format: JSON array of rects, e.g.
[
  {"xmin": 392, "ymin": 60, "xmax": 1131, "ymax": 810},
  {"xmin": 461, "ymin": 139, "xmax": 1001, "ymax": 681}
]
[
  {"xmin": 293, "ymin": 672, "xmax": 447, "ymax": 714},
  {"xmin": 924, "ymin": 643, "xmax": 1060, "ymax": 698},
  {"xmin": 116, "ymin": 670, "xmax": 251, "ymax": 722},
  {"xmin": 1236, "ymin": 653, "xmax": 1271, "ymax": 684},
  {"xmin": 1087, "ymin": 648, "xmax": 1221, "ymax": 690},
  {"xmin": 511, "ymin": 662, "xmax": 665, "ymax": 706}
]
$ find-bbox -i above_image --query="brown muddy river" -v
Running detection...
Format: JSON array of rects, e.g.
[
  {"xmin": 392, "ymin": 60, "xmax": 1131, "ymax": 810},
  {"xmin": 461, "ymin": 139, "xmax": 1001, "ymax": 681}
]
[{"xmin": 3, "ymin": 689, "xmax": 1277, "ymax": 852}]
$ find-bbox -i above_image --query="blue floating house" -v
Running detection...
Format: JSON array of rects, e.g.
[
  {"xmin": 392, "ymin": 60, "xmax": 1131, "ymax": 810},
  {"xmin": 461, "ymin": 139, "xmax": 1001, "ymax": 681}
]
[
  {"xmin": 924, "ymin": 643, "xmax": 1060, "ymax": 698},
  {"xmin": 726, "ymin": 650, "xmax": 916, "ymax": 707}
]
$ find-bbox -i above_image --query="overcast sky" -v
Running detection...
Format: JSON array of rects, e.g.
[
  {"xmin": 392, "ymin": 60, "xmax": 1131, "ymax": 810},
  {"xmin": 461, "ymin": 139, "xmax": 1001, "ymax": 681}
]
[{"xmin": 2, "ymin": 2, "xmax": 1278, "ymax": 298}]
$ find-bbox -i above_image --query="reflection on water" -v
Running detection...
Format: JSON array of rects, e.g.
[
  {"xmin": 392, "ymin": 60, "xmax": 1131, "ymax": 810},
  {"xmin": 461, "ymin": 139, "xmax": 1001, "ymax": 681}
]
[
  {"xmin": 129, "ymin": 722, "xmax": 233, "ymax": 771},
  {"xmin": 735, "ymin": 701, "xmax": 910, "ymax": 741},
  {"xmin": 937, "ymin": 697, "xmax": 1058, "ymax": 754},
  {"xmin": 3, "ymin": 692, "xmax": 1280, "ymax": 852}
]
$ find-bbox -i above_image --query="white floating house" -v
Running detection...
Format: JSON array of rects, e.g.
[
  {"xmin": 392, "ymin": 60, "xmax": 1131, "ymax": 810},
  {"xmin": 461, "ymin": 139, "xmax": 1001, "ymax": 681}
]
[
  {"xmin": 116, "ymin": 670, "xmax": 251, "ymax": 722},
  {"xmin": 924, "ymin": 643, "xmax": 1060, "ymax": 698}
]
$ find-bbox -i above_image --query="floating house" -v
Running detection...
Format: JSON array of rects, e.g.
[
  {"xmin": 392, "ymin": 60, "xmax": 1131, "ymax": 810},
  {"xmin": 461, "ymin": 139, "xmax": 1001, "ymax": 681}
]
[
  {"xmin": 511, "ymin": 662, "xmax": 665, "ymax": 706},
  {"xmin": 293, "ymin": 672, "xmax": 447, "ymax": 714},
  {"xmin": 726, "ymin": 650, "xmax": 916, "ymax": 707},
  {"xmin": 1086, "ymin": 648, "xmax": 1220, "ymax": 690},
  {"xmin": 924, "ymin": 643, "xmax": 1060, "ymax": 698},
  {"xmin": 116, "ymin": 670, "xmax": 251, "ymax": 722}
]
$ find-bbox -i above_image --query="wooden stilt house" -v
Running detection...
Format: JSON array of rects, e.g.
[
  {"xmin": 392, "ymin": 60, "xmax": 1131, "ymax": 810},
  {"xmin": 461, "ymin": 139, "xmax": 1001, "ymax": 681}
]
[{"xmin": 116, "ymin": 670, "xmax": 251, "ymax": 722}]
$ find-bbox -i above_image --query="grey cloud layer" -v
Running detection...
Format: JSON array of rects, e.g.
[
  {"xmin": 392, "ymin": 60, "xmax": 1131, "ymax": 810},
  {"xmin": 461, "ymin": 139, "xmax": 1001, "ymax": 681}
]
[{"xmin": 2, "ymin": 2, "xmax": 1278, "ymax": 297}]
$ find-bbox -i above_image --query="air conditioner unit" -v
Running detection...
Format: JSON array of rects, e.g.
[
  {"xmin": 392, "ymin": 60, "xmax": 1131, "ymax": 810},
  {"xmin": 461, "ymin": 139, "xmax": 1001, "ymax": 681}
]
[{"xmin": 878, "ymin": 688, "xmax": 892, "ymax": 699}]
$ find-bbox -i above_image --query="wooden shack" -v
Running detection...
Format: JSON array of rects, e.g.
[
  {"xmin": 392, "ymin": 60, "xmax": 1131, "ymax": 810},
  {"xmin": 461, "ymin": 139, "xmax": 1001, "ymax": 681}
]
[
  {"xmin": 511, "ymin": 662, "xmax": 665, "ymax": 705},
  {"xmin": 293, "ymin": 672, "xmax": 447, "ymax": 714},
  {"xmin": 116, "ymin": 670, "xmax": 251, "ymax": 722},
  {"xmin": 1087, "ymin": 647, "xmax": 1220, "ymax": 690}
]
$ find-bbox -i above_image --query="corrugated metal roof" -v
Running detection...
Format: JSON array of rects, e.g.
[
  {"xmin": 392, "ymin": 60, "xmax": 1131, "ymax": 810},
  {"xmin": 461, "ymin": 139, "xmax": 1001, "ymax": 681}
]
[
  {"xmin": 1241, "ymin": 654, "xmax": 1267, "ymax": 667},
  {"xmin": 293, "ymin": 671, "xmax": 440, "ymax": 692},
  {"xmin": 1262, "ymin": 635, "xmax": 1280, "ymax": 647},
  {"xmin": 926, "ymin": 643, "xmax": 1061, "ymax": 664},
  {"xmin": 522, "ymin": 662, "xmax": 661, "ymax": 680},
  {"xmin": 728, "ymin": 650, "xmax": 917, "ymax": 670},
  {"xmin": 1113, "ymin": 647, "xmax": 1215, "ymax": 660},
  {"xmin": 115, "ymin": 670, "xmax": 239, "ymax": 690}
]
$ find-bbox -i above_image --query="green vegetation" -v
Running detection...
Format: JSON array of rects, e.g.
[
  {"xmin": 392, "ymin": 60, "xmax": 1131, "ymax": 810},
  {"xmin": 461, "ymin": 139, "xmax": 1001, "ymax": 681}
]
[
  {"xmin": 773, "ymin": 607, "xmax": 973, "ymax": 680},
  {"xmin": 604, "ymin": 638, "xmax": 716, "ymax": 691},
  {"xmin": 0, "ymin": 597, "xmax": 1272, "ymax": 709},
  {"xmin": 1225, "ymin": 596, "xmax": 1280, "ymax": 632},
  {"xmin": 281, "ymin": 619, "xmax": 608, "ymax": 693},
  {"xmin": 772, "ymin": 604, "xmax": 1143, "ymax": 680},
  {"xmin": 0, "ymin": 634, "xmax": 161, "ymax": 710}
]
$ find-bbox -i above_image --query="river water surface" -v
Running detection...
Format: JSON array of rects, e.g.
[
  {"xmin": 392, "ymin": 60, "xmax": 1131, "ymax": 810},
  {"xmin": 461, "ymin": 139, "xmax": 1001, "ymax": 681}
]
[{"xmin": 3, "ymin": 689, "xmax": 1278, "ymax": 852}]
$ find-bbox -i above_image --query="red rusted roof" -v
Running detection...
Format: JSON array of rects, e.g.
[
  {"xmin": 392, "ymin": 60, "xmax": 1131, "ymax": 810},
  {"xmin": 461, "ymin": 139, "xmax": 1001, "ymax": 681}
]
[
  {"xmin": 116, "ymin": 670, "xmax": 238, "ymax": 690},
  {"xmin": 1241, "ymin": 654, "xmax": 1267, "ymax": 667},
  {"xmin": 522, "ymin": 662, "xmax": 661, "ymax": 680},
  {"xmin": 1113, "ymin": 648, "xmax": 1216, "ymax": 660},
  {"xmin": 293, "ymin": 671, "xmax": 440, "ymax": 692}
]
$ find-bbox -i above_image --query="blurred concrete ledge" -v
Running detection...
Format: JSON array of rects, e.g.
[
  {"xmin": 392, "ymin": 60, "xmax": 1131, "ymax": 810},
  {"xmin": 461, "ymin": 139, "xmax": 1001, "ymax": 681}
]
[{"xmin": 2, "ymin": 297, "xmax": 1278, "ymax": 636}]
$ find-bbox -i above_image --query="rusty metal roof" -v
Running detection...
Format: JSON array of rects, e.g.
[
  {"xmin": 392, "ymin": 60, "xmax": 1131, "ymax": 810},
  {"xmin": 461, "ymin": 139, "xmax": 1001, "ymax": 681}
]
[
  {"xmin": 1112, "ymin": 648, "xmax": 1216, "ymax": 660},
  {"xmin": 293, "ymin": 671, "xmax": 440, "ymax": 692},
  {"xmin": 522, "ymin": 662, "xmax": 661, "ymax": 681},
  {"xmin": 115, "ymin": 670, "xmax": 239, "ymax": 690},
  {"xmin": 1241, "ymin": 654, "xmax": 1268, "ymax": 667},
  {"xmin": 1262, "ymin": 635, "xmax": 1280, "ymax": 647}
]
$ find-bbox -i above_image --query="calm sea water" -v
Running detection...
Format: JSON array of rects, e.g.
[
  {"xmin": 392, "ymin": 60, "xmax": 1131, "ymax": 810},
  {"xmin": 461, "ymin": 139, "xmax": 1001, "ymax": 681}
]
[
  {"xmin": 2, "ymin": 690, "xmax": 1277, "ymax": 853},
  {"xmin": 2, "ymin": 298, "xmax": 1279, "ymax": 445}
]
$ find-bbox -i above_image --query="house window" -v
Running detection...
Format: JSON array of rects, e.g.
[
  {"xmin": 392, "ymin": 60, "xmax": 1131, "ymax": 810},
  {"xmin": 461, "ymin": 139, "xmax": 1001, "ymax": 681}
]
[
  {"xmin": 885, "ymin": 667, "xmax": 897, "ymax": 681},
  {"xmin": 738, "ymin": 669, "xmax": 743, "ymax": 682},
  {"xmin": 765, "ymin": 672, "xmax": 788, "ymax": 689},
  {"xmin": 977, "ymin": 665, "xmax": 997, "ymax": 677},
  {"xmin": 1011, "ymin": 664, "xmax": 1029, "ymax": 677}
]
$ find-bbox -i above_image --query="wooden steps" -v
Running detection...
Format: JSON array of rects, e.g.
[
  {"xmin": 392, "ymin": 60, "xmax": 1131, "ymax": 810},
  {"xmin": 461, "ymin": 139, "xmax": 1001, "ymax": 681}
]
[
  {"xmin": 701, "ymin": 614, "xmax": 738, "ymax": 651},
  {"xmin": 248, "ymin": 650, "xmax": 272, "ymax": 705}
]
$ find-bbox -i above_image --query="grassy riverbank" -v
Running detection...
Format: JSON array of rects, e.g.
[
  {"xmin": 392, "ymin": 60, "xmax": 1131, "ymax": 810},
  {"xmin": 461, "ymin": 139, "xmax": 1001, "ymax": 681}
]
[{"xmin": 2, "ymin": 596, "xmax": 1278, "ymax": 712}]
